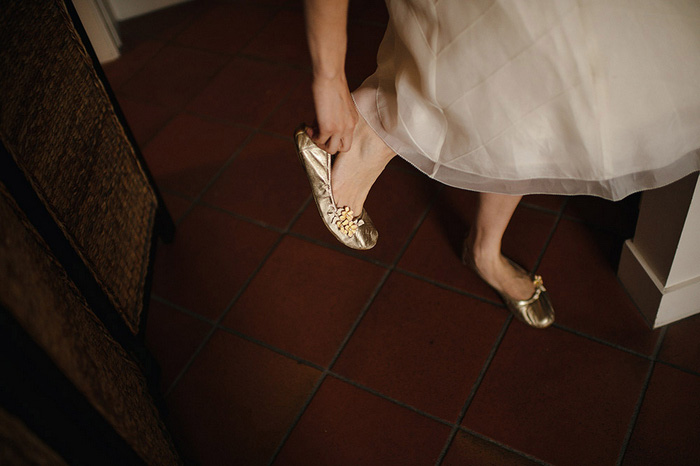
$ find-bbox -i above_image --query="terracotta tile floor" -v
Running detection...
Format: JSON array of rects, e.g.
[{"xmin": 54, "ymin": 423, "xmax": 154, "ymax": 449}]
[{"xmin": 102, "ymin": 1, "xmax": 700, "ymax": 464}]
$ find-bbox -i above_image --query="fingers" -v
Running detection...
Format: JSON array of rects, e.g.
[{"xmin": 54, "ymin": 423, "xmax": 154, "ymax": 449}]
[
  {"xmin": 310, "ymin": 125, "xmax": 354, "ymax": 154},
  {"xmin": 339, "ymin": 133, "xmax": 353, "ymax": 152},
  {"xmin": 321, "ymin": 133, "xmax": 342, "ymax": 154}
]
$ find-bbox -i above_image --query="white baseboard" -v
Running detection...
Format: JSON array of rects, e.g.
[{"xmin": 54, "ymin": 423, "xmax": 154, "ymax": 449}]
[
  {"xmin": 619, "ymin": 240, "xmax": 700, "ymax": 328},
  {"xmin": 73, "ymin": 0, "xmax": 121, "ymax": 63}
]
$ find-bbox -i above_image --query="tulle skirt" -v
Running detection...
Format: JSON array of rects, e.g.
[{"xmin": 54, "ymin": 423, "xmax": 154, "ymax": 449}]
[{"xmin": 353, "ymin": 0, "xmax": 700, "ymax": 200}]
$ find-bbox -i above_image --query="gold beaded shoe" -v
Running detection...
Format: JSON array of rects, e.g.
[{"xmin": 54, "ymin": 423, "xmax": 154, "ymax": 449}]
[
  {"xmin": 294, "ymin": 126, "xmax": 378, "ymax": 250},
  {"xmin": 461, "ymin": 237, "xmax": 554, "ymax": 329}
]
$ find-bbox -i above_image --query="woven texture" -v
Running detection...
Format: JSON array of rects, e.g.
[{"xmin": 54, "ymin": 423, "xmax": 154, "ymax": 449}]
[
  {"xmin": 0, "ymin": 0, "xmax": 156, "ymax": 333},
  {"xmin": 0, "ymin": 183, "xmax": 181, "ymax": 465}
]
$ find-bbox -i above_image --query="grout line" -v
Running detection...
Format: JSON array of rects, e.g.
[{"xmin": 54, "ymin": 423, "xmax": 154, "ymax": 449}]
[
  {"xmin": 388, "ymin": 181, "xmax": 442, "ymax": 264},
  {"xmin": 550, "ymin": 322, "xmax": 657, "ymax": 361},
  {"xmin": 456, "ymin": 426, "xmax": 554, "ymax": 466},
  {"xmin": 159, "ymin": 186, "xmax": 195, "ymax": 202},
  {"xmin": 162, "ymin": 233, "xmax": 284, "ymax": 397},
  {"xmin": 265, "ymin": 268, "xmax": 391, "ymax": 465},
  {"xmin": 326, "ymin": 372, "xmax": 454, "ymax": 428},
  {"xmin": 163, "ymin": 323, "xmax": 217, "ymax": 398},
  {"xmin": 394, "ymin": 267, "xmax": 506, "ymax": 309},
  {"xmin": 169, "ymin": 64, "xmax": 306, "ymax": 226},
  {"xmin": 458, "ymin": 315, "xmax": 512, "ymax": 420},
  {"xmin": 616, "ymin": 326, "xmax": 668, "ymax": 466},
  {"xmin": 519, "ymin": 200, "xmax": 564, "ymax": 217},
  {"xmin": 267, "ymin": 372, "xmax": 328, "ymax": 466},
  {"xmin": 285, "ymin": 230, "xmax": 393, "ymax": 268},
  {"xmin": 532, "ymin": 196, "xmax": 566, "ymax": 274},
  {"xmin": 278, "ymin": 178, "xmax": 441, "ymax": 273},
  {"xmin": 180, "ymin": 109, "xmax": 262, "ymax": 133},
  {"xmin": 194, "ymin": 200, "xmax": 287, "ymax": 232},
  {"xmin": 180, "ymin": 130, "xmax": 258, "ymax": 210},
  {"xmin": 216, "ymin": 324, "xmax": 325, "ymax": 372},
  {"xmin": 653, "ymin": 359, "xmax": 700, "ymax": 378},
  {"xmin": 283, "ymin": 195, "xmax": 314, "ymax": 232},
  {"xmin": 435, "ymin": 315, "xmax": 513, "ymax": 465},
  {"xmin": 327, "ymin": 186, "xmax": 440, "ymax": 372},
  {"xmin": 328, "ymin": 269, "xmax": 393, "ymax": 369},
  {"xmin": 269, "ymin": 190, "xmax": 437, "ymax": 463},
  {"xmin": 231, "ymin": 4, "xmax": 287, "ymax": 55},
  {"xmin": 616, "ymin": 274, "xmax": 656, "ymax": 330},
  {"xmin": 150, "ymin": 294, "xmax": 216, "ymax": 325},
  {"xmin": 115, "ymin": 36, "xmax": 236, "ymax": 146},
  {"xmin": 163, "ymin": 165, "xmax": 313, "ymax": 397},
  {"xmin": 176, "ymin": 65, "xmax": 306, "ymax": 216}
]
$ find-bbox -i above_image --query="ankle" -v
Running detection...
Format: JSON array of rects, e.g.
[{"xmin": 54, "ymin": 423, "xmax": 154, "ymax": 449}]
[
  {"xmin": 354, "ymin": 118, "xmax": 394, "ymax": 163},
  {"xmin": 465, "ymin": 233, "xmax": 500, "ymax": 265}
]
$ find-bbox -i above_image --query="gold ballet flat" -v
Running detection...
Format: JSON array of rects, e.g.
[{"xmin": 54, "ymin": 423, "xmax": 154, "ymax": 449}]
[
  {"xmin": 294, "ymin": 126, "xmax": 378, "ymax": 250},
  {"xmin": 462, "ymin": 237, "xmax": 554, "ymax": 329}
]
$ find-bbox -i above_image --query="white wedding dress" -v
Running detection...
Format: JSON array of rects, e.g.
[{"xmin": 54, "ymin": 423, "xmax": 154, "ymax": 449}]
[{"xmin": 353, "ymin": 0, "xmax": 700, "ymax": 200}]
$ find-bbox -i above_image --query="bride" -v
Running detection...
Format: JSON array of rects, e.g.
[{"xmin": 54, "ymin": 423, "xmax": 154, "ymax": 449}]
[{"xmin": 294, "ymin": 0, "xmax": 700, "ymax": 328}]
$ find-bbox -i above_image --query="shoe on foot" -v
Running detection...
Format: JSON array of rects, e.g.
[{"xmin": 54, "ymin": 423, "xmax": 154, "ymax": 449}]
[
  {"xmin": 294, "ymin": 126, "xmax": 378, "ymax": 250},
  {"xmin": 461, "ymin": 236, "xmax": 554, "ymax": 329}
]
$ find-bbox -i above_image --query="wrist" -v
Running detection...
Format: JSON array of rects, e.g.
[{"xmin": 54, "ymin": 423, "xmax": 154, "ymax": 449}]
[
  {"xmin": 313, "ymin": 70, "xmax": 346, "ymax": 84},
  {"xmin": 312, "ymin": 66, "xmax": 346, "ymax": 82}
]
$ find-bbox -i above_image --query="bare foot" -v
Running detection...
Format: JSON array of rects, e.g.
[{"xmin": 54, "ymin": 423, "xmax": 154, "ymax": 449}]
[
  {"xmin": 465, "ymin": 235, "xmax": 536, "ymax": 300},
  {"xmin": 330, "ymin": 117, "xmax": 395, "ymax": 215}
]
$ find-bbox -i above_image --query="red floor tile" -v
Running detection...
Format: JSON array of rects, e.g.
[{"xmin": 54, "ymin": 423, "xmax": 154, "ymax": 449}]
[
  {"xmin": 152, "ymin": 204, "xmax": 279, "ymax": 319},
  {"xmin": 538, "ymin": 219, "xmax": 662, "ymax": 355},
  {"xmin": 520, "ymin": 194, "xmax": 565, "ymax": 212},
  {"xmin": 159, "ymin": 191, "xmax": 193, "ymax": 223},
  {"xmin": 187, "ymin": 57, "xmax": 304, "ymax": 126},
  {"xmin": 623, "ymin": 364, "xmax": 700, "ymax": 465},
  {"xmin": 333, "ymin": 272, "xmax": 507, "ymax": 421},
  {"xmin": 564, "ymin": 194, "xmax": 640, "ymax": 238},
  {"xmin": 167, "ymin": 330, "xmax": 320, "ymax": 465},
  {"xmin": 201, "ymin": 133, "xmax": 309, "ymax": 228},
  {"xmin": 463, "ymin": 325, "xmax": 650, "ymax": 465},
  {"xmin": 117, "ymin": 97, "xmax": 174, "ymax": 147},
  {"xmin": 273, "ymin": 376, "xmax": 450, "ymax": 466},
  {"xmin": 145, "ymin": 299, "xmax": 212, "ymax": 392},
  {"xmin": 263, "ymin": 74, "xmax": 315, "ymax": 137},
  {"xmin": 292, "ymin": 166, "xmax": 436, "ymax": 264},
  {"xmin": 345, "ymin": 21, "xmax": 385, "ymax": 84},
  {"xmin": 657, "ymin": 314, "xmax": 700, "ymax": 374},
  {"xmin": 175, "ymin": 3, "xmax": 274, "ymax": 55},
  {"xmin": 399, "ymin": 188, "xmax": 556, "ymax": 301},
  {"xmin": 103, "ymin": 39, "xmax": 165, "ymax": 90},
  {"xmin": 143, "ymin": 112, "xmax": 249, "ymax": 197},
  {"xmin": 388, "ymin": 154, "xmax": 420, "ymax": 172},
  {"xmin": 223, "ymin": 236, "xmax": 385, "ymax": 366},
  {"xmin": 120, "ymin": 45, "xmax": 227, "ymax": 109},
  {"xmin": 117, "ymin": 0, "xmax": 210, "ymax": 43},
  {"xmin": 348, "ymin": 0, "xmax": 390, "ymax": 25},
  {"xmin": 442, "ymin": 430, "xmax": 541, "ymax": 466},
  {"xmin": 243, "ymin": 9, "xmax": 309, "ymax": 65}
]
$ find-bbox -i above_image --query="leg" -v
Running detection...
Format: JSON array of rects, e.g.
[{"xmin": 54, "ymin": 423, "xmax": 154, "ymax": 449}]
[
  {"xmin": 331, "ymin": 116, "xmax": 396, "ymax": 214},
  {"xmin": 465, "ymin": 192, "xmax": 536, "ymax": 300}
]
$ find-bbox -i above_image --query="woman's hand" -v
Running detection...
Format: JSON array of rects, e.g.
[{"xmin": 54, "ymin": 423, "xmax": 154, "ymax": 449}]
[
  {"xmin": 310, "ymin": 73, "xmax": 358, "ymax": 154},
  {"xmin": 303, "ymin": 0, "xmax": 354, "ymax": 153}
]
